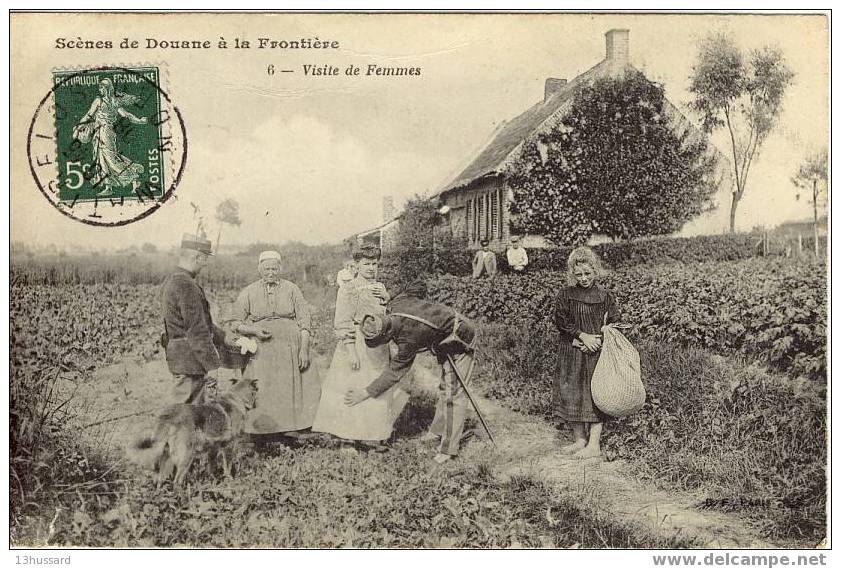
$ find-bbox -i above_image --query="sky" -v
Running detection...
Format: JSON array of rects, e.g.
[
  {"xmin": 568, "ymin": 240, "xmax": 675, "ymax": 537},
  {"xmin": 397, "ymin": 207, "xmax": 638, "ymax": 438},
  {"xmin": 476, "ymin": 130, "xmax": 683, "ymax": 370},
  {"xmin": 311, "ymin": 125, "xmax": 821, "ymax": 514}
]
[{"xmin": 10, "ymin": 13, "xmax": 829, "ymax": 250}]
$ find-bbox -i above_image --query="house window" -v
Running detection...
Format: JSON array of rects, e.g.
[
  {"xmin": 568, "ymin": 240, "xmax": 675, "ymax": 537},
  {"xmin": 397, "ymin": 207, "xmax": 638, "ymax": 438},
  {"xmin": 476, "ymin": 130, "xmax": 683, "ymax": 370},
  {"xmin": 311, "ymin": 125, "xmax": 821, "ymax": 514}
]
[
  {"xmin": 477, "ymin": 195, "xmax": 485, "ymax": 241},
  {"xmin": 464, "ymin": 200, "xmax": 473, "ymax": 241},
  {"xmin": 471, "ymin": 197, "xmax": 478, "ymax": 243},
  {"xmin": 497, "ymin": 187, "xmax": 505, "ymax": 238},
  {"xmin": 490, "ymin": 190, "xmax": 499, "ymax": 239}
]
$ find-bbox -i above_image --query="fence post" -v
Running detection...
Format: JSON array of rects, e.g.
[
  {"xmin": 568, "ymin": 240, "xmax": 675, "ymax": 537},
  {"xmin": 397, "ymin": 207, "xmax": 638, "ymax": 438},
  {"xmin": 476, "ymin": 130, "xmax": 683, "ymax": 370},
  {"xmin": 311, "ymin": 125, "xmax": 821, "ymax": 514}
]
[
  {"xmin": 813, "ymin": 178, "xmax": 820, "ymax": 257},
  {"xmin": 798, "ymin": 234, "xmax": 803, "ymax": 256}
]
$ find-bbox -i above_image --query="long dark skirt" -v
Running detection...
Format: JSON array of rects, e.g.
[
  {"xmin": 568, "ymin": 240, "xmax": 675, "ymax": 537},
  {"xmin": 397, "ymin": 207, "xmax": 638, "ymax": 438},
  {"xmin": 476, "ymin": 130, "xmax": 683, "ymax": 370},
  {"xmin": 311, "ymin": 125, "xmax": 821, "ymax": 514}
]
[{"xmin": 553, "ymin": 342, "xmax": 607, "ymax": 424}]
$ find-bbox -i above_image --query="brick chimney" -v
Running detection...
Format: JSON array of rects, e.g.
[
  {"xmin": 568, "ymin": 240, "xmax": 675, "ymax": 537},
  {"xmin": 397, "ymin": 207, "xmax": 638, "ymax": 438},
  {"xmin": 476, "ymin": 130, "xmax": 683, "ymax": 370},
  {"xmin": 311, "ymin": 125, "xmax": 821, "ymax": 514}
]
[
  {"xmin": 544, "ymin": 78, "xmax": 567, "ymax": 102},
  {"xmin": 605, "ymin": 29, "xmax": 630, "ymax": 63},
  {"xmin": 382, "ymin": 196, "xmax": 396, "ymax": 222}
]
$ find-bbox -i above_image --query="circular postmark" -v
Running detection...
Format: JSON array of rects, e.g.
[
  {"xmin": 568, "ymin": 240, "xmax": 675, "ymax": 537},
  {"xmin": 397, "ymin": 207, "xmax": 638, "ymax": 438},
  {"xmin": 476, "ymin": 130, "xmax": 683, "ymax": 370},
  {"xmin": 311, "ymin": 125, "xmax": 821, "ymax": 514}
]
[{"xmin": 27, "ymin": 65, "xmax": 187, "ymax": 226}]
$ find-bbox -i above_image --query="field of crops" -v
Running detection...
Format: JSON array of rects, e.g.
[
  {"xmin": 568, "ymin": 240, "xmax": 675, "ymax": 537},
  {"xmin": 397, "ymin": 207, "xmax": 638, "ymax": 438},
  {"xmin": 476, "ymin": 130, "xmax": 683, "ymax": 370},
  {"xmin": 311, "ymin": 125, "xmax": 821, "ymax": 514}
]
[
  {"xmin": 428, "ymin": 257, "xmax": 827, "ymax": 381},
  {"xmin": 10, "ymin": 252, "xmax": 828, "ymax": 547},
  {"xmin": 431, "ymin": 256, "xmax": 827, "ymax": 541},
  {"xmin": 11, "ymin": 269, "xmax": 703, "ymax": 548}
]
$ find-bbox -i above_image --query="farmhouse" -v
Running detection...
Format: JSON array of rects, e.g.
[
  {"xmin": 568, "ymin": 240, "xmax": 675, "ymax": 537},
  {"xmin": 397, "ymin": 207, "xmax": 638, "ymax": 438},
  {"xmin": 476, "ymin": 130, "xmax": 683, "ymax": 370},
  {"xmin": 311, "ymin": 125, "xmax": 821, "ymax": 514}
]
[
  {"xmin": 433, "ymin": 28, "xmax": 729, "ymax": 250},
  {"xmin": 346, "ymin": 196, "xmax": 401, "ymax": 251}
]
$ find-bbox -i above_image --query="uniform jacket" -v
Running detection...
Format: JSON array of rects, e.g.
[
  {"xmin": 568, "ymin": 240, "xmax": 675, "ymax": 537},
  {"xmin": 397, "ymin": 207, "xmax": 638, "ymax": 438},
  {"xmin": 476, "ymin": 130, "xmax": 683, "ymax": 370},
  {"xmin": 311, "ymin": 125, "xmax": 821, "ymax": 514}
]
[
  {"xmin": 161, "ymin": 268, "xmax": 226, "ymax": 375},
  {"xmin": 471, "ymin": 249, "xmax": 498, "ymax": 278},
  {"xmin": 364, "ymin": 295, "xmax": 475, "ymax": 398}
]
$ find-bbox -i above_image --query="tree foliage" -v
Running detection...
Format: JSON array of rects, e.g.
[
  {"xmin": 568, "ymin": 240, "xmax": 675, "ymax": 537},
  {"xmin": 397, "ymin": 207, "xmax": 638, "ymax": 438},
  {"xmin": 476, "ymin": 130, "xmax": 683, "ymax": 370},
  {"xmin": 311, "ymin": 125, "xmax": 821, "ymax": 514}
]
[
  {"xmin": 689, "ymin": 32, "xmax": 794, "ymax": 232},
  {"xmin": 791, "ymin": 148, "xmax": 828, "ymax": 207},
  {"xmin": 394, "ymin": 195, "xmax": 439, "ymax": 250},
  {"xmin": 215, "ymin": 198, "xmax": 242, "ymax": 227},
  {"xmin": 214, "ymin": 198, "xmax": 242, "ymax": 252},
  {"xmin": 506, "ymin": 69, "xmax": 719, "ymax": 245}
]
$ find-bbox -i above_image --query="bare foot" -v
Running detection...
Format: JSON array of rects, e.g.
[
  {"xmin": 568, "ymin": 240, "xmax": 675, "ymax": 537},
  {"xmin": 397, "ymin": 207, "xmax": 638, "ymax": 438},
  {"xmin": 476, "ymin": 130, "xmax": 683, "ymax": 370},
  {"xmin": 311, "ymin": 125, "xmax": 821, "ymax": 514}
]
[
  {"xmin": 560, "ymin": 440, "xmax": 587, "ymax": 455},
  {"xmin": 573, "ymin": 445, "xmax": 602, "ymax": 460}
]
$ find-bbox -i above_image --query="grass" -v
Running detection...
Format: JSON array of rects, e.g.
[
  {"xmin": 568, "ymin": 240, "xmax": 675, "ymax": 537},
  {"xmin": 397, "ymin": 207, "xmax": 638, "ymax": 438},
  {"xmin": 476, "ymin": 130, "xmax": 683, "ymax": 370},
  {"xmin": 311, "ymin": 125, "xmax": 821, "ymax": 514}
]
[
  {"xmin": 475, "ymin": 322, "xmax": 827, "ymax": 543},
  {"xmin": 12, "ymin": 381, "xmax": 697, "ymax": 548}
]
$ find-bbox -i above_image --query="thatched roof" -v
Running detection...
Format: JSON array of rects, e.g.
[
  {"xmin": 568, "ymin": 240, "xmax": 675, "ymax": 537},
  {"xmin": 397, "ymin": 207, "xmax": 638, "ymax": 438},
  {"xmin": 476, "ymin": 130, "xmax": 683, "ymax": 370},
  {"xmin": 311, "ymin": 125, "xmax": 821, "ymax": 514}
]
[{"xmin": 436, "ymin": 47, "xmax": 730, "ymax": 197}]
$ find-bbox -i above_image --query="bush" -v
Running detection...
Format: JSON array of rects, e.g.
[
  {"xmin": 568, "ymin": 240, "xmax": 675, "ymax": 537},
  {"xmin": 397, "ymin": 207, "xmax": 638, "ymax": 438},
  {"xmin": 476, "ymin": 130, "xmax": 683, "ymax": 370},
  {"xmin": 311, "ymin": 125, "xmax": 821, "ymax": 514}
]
[
  {"xmin": 503, "ymin": 233, "xmax": 759, "ymax": 272},
  {"xmin": 473, "ymin": 323, "xmax": 827, "ymax": 542},
  {"xmin": 605, "ymin": 343, "xmax": 827, "ymax": 541},
  {"xmin": 429, "ymin": 257, "xmax": 826, "ymax": 381},
  {"xmin": 379, "ymin": 233, "xmax": 760, "ymax": 289},
  {"xmin": 10, "ymin": 244, "xmax": 347, "ymax": 291}
]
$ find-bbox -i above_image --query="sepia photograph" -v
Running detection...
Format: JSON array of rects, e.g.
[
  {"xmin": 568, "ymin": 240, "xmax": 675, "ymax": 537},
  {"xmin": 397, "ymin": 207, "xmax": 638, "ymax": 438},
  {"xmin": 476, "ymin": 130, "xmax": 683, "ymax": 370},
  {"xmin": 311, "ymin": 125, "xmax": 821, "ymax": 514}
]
[{"xmin": 8, "ymin": 9, "xmax": 830, "ymax": 554}]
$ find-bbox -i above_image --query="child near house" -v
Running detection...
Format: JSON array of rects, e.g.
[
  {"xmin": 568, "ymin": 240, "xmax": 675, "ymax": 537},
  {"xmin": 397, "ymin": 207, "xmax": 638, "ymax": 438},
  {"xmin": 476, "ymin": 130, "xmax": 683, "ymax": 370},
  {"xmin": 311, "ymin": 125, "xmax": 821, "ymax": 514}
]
[{"xmin": 552, "ymin": 246, "xmax": 621, "ymax": 459}]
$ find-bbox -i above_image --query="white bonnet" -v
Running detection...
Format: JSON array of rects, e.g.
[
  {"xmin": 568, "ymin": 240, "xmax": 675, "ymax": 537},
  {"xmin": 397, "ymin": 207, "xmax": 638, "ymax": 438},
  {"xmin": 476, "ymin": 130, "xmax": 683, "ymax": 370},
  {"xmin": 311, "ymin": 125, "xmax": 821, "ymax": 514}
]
[{"xmin": 258, "ymin": 250, "xmax": 282, "ymax": 265}]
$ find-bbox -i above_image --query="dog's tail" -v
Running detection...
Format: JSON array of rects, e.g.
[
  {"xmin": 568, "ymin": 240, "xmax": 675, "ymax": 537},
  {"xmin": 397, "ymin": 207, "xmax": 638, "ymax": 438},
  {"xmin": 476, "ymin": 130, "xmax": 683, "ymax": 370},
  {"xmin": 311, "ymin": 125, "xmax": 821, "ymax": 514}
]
[{"xmin": 126, "ymin": 432, "xmax": 168, "ymax": 471}]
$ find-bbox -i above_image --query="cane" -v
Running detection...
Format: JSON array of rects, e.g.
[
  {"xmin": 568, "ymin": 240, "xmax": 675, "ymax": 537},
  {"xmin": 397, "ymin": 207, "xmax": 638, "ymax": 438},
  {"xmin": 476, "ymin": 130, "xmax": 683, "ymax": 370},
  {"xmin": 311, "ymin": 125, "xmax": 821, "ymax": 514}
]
[{"xmin": 445, "ymin": 353, "xmax": 496, "ymax": 448}]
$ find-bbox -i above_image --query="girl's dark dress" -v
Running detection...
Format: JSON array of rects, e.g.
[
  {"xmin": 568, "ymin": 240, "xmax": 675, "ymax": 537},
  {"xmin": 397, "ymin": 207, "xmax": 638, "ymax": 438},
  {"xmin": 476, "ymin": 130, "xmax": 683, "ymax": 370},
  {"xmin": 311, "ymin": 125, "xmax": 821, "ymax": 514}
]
[{"xmin": 553, "ymin": 284, "xmax": 620, "ymax": 423}]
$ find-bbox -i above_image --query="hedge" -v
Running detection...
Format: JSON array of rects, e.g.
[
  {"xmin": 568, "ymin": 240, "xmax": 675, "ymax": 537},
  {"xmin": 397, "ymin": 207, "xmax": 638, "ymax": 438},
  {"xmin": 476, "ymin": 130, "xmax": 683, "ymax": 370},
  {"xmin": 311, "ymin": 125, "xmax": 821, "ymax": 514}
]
[
  {"xmin": 426, "ymin": 257, "xmax": 827, "ymax": 382},
  {"xmin": 380, "ymin": 233, "xmax": 760, "ymax": 287}
]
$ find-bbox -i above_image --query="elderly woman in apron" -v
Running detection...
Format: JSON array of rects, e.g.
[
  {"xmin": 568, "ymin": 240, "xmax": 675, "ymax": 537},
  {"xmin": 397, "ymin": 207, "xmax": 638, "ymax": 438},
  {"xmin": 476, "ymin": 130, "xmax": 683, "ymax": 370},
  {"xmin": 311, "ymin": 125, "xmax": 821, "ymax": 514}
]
[{"xmin": 230, "ymin": 251, "xmax": 321, "ymax": 439}]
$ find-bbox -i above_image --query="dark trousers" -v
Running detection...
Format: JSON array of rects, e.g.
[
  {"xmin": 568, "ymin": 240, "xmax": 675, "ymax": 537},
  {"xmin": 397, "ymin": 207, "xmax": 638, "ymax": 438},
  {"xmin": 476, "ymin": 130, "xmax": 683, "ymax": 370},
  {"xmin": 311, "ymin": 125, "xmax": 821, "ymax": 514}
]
[
  {"xmin": 170, "ymin": 373, "xmax": 216, "ymax": 405},
  {"xmin": 429, "ymin": 350, "xmax": 474, "ymax": 456}
]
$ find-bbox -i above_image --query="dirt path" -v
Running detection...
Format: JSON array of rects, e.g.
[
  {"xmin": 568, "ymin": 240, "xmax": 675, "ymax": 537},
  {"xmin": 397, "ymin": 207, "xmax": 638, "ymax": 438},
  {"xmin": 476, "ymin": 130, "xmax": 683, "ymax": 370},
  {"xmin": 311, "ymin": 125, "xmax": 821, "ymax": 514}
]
[
  {"xmin": 72, "ymin": 352, "xmax": 785, "ymax": 549},
  {"xmin": 409, "ymin": 354, "xmax": 787, "ymax": 549}
]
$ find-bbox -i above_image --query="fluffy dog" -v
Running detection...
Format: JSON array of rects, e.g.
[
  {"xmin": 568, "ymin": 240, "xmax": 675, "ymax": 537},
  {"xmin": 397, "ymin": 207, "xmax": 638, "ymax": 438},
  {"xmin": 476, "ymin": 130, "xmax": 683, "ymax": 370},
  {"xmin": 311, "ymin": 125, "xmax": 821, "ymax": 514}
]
[{"xmin": 128, "ymin": 378, "xmax": 258, "ymax": 488}]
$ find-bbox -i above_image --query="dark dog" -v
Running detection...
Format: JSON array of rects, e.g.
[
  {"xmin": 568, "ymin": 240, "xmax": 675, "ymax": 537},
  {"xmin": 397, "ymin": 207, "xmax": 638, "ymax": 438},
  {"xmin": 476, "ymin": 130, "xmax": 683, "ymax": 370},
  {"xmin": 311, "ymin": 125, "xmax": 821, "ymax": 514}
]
[{"xmin": 128, "ymin": 378, "xmax": 258, "ymax": 488}]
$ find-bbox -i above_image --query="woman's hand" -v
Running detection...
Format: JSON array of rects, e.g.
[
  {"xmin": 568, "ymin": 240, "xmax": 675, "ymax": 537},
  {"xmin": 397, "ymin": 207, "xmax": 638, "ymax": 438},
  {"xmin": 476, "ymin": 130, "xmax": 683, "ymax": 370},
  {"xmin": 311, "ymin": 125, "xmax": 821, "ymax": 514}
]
[
  {"xmin": 236, "ymin": 324, "xmax": 259, "ymax": 337},
  {"xmin": 349, "ymin": 351, "xmax": 361, "ymax": 371},
  {"xmin": 344, "ymin": 388, "xmax": 369, "ymax": 406},
  {"xmin": 579, "ymin": 333, "xmax": 602, "ymax": 353},
  {"xmin": 298, "ymin": 330, "xmax": 311, "ymax": 371},
  {"xmin": 298, "ymin": 347, "xmax": 310, "ymax": 371},
  {"xmin": 256, "ymin": 329, "xmax": 272, "ymax": 341}
]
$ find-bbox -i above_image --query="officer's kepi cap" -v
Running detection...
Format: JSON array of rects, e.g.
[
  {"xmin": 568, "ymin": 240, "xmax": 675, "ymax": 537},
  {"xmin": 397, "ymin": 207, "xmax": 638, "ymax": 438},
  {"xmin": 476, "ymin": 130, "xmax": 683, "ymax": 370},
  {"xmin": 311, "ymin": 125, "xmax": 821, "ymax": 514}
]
[{"xmin": 181, "ymin": 233, "xmax": 214, "ymax": 255}]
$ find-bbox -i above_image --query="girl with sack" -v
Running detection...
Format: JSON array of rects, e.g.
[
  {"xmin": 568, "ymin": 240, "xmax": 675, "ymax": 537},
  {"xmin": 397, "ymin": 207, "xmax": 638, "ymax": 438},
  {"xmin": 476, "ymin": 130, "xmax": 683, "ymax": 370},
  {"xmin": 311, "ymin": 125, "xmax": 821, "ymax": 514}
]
[{"xmin": 552, "ymin": 246, "xmax": 621, "ymax": 460}]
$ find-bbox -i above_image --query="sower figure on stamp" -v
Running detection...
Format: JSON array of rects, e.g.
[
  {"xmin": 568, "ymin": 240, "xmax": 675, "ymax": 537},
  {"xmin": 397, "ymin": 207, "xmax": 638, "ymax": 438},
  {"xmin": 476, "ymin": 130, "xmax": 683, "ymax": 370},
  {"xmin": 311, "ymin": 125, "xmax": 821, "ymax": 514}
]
[
  {"xmin": 160, "ymin": 234, "xmax": 229, "ymax": 405},
  {"xmin": 344, "ymin": 285, "xmax": 479, "ymax": 464}
]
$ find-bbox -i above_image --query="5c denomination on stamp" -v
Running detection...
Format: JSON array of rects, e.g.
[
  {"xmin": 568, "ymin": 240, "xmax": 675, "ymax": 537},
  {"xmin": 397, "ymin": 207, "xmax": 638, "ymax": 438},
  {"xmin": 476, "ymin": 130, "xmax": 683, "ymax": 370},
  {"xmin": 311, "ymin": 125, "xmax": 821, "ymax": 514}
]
[{"xmin": 27, "ymin": 65, "xmax": 187, "ymax": 226}]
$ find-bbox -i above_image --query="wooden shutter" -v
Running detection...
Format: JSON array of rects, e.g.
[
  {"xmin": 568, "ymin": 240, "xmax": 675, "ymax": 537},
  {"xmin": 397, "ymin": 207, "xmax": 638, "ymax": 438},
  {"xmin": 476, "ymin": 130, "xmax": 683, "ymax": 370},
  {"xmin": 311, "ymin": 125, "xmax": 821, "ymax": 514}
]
[{"xmin": 490, "ymin": 191, "xmax": 496, "ymax": 239}]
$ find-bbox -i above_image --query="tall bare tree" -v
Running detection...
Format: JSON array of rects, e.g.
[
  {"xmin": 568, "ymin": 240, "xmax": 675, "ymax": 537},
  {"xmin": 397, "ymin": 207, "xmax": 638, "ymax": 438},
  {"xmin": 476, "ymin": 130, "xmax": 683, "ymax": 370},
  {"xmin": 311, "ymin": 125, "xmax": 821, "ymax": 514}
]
[
  {"xmin": 689, "ymin": 33, "xmax": 794, "ymax": 232},
  {"xmin": 792, "ymin": 148, "xmax": 828, "ymax": 255}
]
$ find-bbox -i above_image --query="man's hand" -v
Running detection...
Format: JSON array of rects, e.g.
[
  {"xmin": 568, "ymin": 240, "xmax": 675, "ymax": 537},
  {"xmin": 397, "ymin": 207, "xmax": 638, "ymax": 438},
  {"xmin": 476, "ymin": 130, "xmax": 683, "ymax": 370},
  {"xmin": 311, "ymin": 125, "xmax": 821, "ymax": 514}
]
[
  {"xmin": 344, "ymin": 388, "xmax": 369, "ymax": 406},
  {"xmin": 223, "ymin": 332, "xmax": 240, "ymax": 348},
  {"xmin": 256, "ymin": 329, "xmax": 273, "ymax": 341},
  {"xmin": 369, "ymin": 282, "xmax": 389, "ymax": 301}
]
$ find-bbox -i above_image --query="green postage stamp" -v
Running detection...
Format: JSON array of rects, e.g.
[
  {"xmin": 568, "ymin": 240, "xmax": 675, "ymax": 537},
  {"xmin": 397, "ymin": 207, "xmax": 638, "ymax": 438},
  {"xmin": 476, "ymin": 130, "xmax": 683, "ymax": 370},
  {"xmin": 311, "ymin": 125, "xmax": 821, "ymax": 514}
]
[
  {"xmin": 53, "ymin": 67, "xmax": 163, "ymax": 202},
  {"xmin": 27, "ymin": 65, "xmax": 187, "ymax": 226}
]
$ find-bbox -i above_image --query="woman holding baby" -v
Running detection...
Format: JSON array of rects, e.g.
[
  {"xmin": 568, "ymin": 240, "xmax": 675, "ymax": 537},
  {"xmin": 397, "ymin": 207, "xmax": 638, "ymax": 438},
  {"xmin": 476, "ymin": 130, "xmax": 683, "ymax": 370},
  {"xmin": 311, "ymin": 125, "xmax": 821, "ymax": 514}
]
[{"xmin": 311, "ymin": 244, "xmax": 409, "ymax": 447}]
